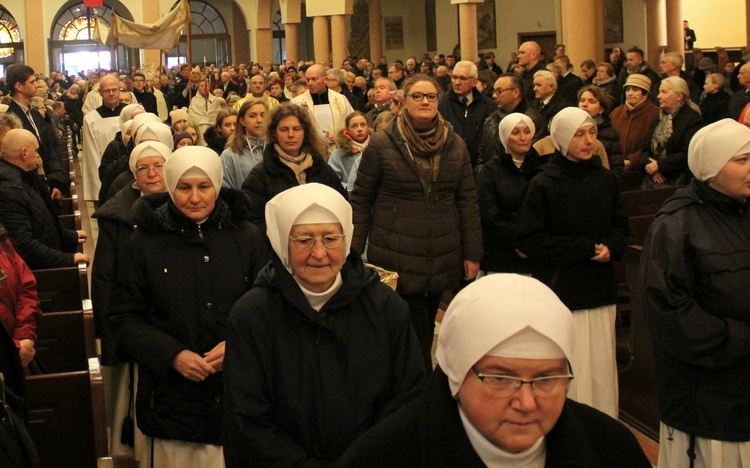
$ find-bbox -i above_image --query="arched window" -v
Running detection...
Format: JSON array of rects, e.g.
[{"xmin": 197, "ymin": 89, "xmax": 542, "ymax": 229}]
[
  {"xmin": 272, "ymin": 10, "xmax": 286, "ymax": 64},
  {"xmin": 165, "ymin": 0, "xmax": 230, "ymax": 68},
  {"xmin": 0, "ymin": 7, "xmax": 23, "ymax": 69},
  {"xmin": 49, "ymin": 1, "xmax": 134, "ymax": 74}
]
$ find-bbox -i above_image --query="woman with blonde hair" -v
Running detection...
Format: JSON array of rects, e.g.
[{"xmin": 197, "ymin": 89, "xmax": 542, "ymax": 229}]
[{"xmin": 221, "ymin": 99, "xmax": 267, "ymax": 189}]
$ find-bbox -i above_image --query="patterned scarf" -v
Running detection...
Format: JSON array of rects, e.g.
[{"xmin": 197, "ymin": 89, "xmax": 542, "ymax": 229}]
[
  {"xmin": 397, "ymin": 111, "xmax": 449, "ymax": 201},
  {"xmin": 651, "ymin": 102, "xmax": 684, "ymax": 159},
  {"xmin": 275, "ymin": 144, "xmax": 313, "ymax": 184}
]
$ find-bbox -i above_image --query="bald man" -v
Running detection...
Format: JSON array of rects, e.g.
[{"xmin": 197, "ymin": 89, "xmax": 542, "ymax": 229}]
[
  {"xmin": 233, "ymin": 74, "xmax": 279, "ymax": 112},
  {"xmin": 518, "ymin": 41, "xmax": 548, "ymax": 101},
  {"xmin": 729, "ymin": 62, "xmax": 750, "ymax": 121},
  {"xmin": 291, "ymin": 64, "xmax": 354, "ymax": 153},
  {"xmin": 82, "ymin": 74, "xmax": 126, "ymax": 202},
  {"xmin": 0, "ymin": 129, "xmax": 88, "ymax": 268}
]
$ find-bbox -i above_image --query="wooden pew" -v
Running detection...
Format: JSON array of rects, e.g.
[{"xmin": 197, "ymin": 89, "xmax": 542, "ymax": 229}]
[
  {"xmin": 59, "ymin": 210, "xmax": 82, "ymax": 231},
  {"xmin": 33, "ymin": 264, "xmax": 89, "ymax": 312},
  {"xmin": 34, "ymin": 299, "xmax": 96, "ymax": 373},
  {"xmin": 59, "ymin": 195, "xmax": 79, "ymax": 216},
  {"xmin": 620, "ymin": 186, "xmax": 679, "ymax": 217}
]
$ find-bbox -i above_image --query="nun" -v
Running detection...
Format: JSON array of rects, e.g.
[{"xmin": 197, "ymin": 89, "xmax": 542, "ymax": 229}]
[
  {"xmin": 515, "ymin": 107, "xmax": 629, "ymax": 418},
  {"xmin": 109, "ymin": 146, "xmax": 268, "ymax": 467},
  {"xmin": 337, "ymin": 274, "xmax": 650, "ymax": 467},
  {"xmin": 642, "ymin": 119, "xmax": 750, "ymax": 467},
  {"xmin": 223, "ymin": 183, "xmax": 425, "ymax": 466},
  {"xmin": 475, "ymin": 113, "xmax": 547, "ymax": 274}
]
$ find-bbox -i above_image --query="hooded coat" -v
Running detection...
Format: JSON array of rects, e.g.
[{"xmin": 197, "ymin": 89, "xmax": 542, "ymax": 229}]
[
  {"xmin": 223, "ymin": 253, "xmax": 426, "ymax": 466},
  {"xmin": 108, "ymin": 189, "xmax": 268, "ymax": 444}
]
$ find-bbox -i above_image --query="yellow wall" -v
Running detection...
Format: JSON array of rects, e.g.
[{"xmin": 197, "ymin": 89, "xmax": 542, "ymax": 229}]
[{"xmin": 684, "ymin": 0, "xmax": 746, "ymax": 49}]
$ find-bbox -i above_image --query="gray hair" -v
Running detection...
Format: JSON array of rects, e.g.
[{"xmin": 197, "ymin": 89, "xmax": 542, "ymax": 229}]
[
  {"xmin": 661, "ymin": 76, "xmax": 700, "ymax": 113},
  {"xmin": 707, "ymin": 72, "xmax": 725, "ymax": 89},
  {"xmin": 534, "ymin": 70, "xmax": 558, "ymax": 89},
  {"xmin": 663, "ymin": 52, "xmax": 684, "ymax": 69},
  {"xmin": 326, "ymin": 68, "xmax": 345, "ymax": 83},
  {"xmin": 454, "ymin": 60, "xmax": 478, "ymax": 78}
]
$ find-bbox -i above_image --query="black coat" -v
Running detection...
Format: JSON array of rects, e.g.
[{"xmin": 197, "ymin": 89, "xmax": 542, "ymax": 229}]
[
  {"xmin": 0, "ymin": 160, "xmax": 78, "ymax": 269},
  {"xmin": 97, "ymin": 132, "xmax": 130, "ymax": 204},
  {"xmin": 642, "ymin": 181, "xmax": 750, "ymax": 442},
  {"xmin": 6, "ymin": 100, "xmax": 69, "ymax": 193},
  {"xmin": 595, "ymin": 116, "xmax": 624, "ymax": 174},
  {"xmin": 475, "ymin": 149, "xmax": 547, "ymax": 273},
  {"xmin": 515, "ymin": 153, "xmax": 629, "ymax": 310},
  {"xmin": 133, "ymin": 90, "xmax": 158, "ymax": 115},
  {"xmin": 242, "ymin": 145, "xmax": 347, "ymax": 229},
  {"xmin": 728, "ymin": 88, "xmax": 750, "ymax": 120},
  {"xmin": 337, "ymin": 367, "xmax": 651, "ymax": 467},
  {"xmin": 558, "ymin": 72, "xmax": 584, "ymax": 106},
  {"xmin": 204, "ymin": 126, "xmax": 228, "ymax": 156},
  {"xmin": 639, "ymin": 105, "xmax": 703, "ymax": 184},
  {"xmin": 437, "ymin": 88, "xmax": 496, "ymax": 166},
  {"xmin": 700, "ymin": 91, "xmax": 731, "ymax": 124},
  {"xmin": 109, "ymin": 189, "xmax": 268, "ymax": 444},
  {"xmin": 223, "ymin": 254, "xmax": 426, "ymax": 466},
  {"xmin": 530, "ymin": 93, "xmax": 570, "ymax": 124},
  {"xmin": 91, "ymin": 186, "xmax": 139, "ymax": 365}
]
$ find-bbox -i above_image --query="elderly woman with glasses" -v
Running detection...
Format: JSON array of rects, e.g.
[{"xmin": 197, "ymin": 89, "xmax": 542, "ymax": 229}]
[
  {"xmin": 351, "ymin": 74, "xmax": 483, "ymax": 374},
  {"xmin": 109, "ymin": 147, "xmax": 268, "ymax": 467},
  {"xmin": 224, "ymin": 183, "xmax": 425, "ymax": 466},
  {"xmin": 338, "ymin": 274, "xmax": 650, "ymax": 467}
]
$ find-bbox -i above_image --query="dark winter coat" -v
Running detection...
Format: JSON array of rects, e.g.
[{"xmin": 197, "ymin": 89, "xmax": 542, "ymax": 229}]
[
  {"xmin": 476, "ymin": 99, "xmax": 548, "ymax": 167},
  {"xmin": 337, "ymin": 367, "xmax": 651, "ymax": 467},
  {"xmin": 642, "ymin": 181, "xmax": 750, "ymax": 442},
  {"xmin": 91, "ymin": 186, "xmax": 139, "ymax": 365},
  {"xmin": 61, "ymin": 93, "xmax": 83, "ymax": 127},
  {"xmin": 639, "ymin": 105, "xmax": 703, "ymax": 184},
  {"xmin": 108, "ymin": 189, "xmax": 268, "ymax": 444},
  {"xmin": 530, "ymin": 93, "xmax": 571, "ymax": 124},
  {"xmin": 475, "ymin": 149, "xmax": 547, "ymax": 273},
  {"xmin": 97, "ymin": 132, "xmax": 131, "ymax": 204},
  {"xmin": 699, "ymin": 91, "xmax": 731, "ymax": 124},
  {"xmin": 595, "ymin": 116, "xmax": 624, "ymax": 174},
  {"xmin": 223, "ymin": 253, "xmax": 426, "ymax": 466},
  {"xmin": 437, "ymin": 88, "xmax": 496, "ymax": 166},
  {"xmin": 0, "ymin": 160, "xmax": 78, "ymax": 269},
  {"xmin": 515, "ymin": 153, "xmax": 629, "ymax": 310},
  {"xmin": 204, "ymin": 126, "xmax": 228, "ymax": 156},
  {"xmin": 350, "ymin": 117, "xmax": 483, "ymax": 295},
  {"xmin": 242, "ymin": 145, "xmax": 347, "ymax": 229}
]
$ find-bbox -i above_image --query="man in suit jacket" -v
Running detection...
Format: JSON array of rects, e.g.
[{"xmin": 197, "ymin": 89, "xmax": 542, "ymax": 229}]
[
  {"xmin": 684, "ymin": 20, "xmax": 697, "ymax": 50},
  {"xmin": 5, "ymin": 64, "xmax": 69, "ymax": 199},
  {"xmin": 529, "ymin": 70, "xmax": 570, "ymax": 124}
]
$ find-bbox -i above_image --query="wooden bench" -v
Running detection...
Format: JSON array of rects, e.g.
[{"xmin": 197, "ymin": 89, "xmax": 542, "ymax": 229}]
[
  {"xmin": 33, "ymin": 264, "xmax": 89, "ymax": 313},
  {"xmin": 34, "ymin": 299, "xmax": 95, "ymax": 373},
  {"xmin": 59, "ymin": 195, "xmax": 79, "ymax": 216},
  {"xmin": 59, "ymin": 210, "xmax": 82, "ymax": 231},
  {"xmin": 618, "ymin": 171, "xmax": 643, "ymax": 191},
  {"xmin": 621, "ymin": 186, "xmax": 680, "ymax": 217}
]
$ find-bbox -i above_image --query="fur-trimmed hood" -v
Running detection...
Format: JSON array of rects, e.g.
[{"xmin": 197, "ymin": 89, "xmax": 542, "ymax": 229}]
[{"xmin": 334, "ymin": 129, "xmax": 369, "ymax": 156}]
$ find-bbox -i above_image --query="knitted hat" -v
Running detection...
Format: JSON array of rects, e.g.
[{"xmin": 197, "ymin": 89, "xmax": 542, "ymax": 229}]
[
  {"xmin": 688, "ymin": 118, "xmax": 750, "ymax": 182},
  {"xmin": 170, "ymin": 108, "xmax": 189, "ymax": 125},
  {"xmin": 624, "ymin": 74, "xmax": 652, "ymax": 94},
  {"xmin": 173, "ymin": 132, "xmax": 193, "ymax": 148},
  {"xmin": 437, "ymin": 274, "xmax": 574, "ymax": 396}
]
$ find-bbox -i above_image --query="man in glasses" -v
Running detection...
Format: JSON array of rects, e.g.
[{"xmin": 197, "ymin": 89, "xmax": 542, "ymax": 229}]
[
  {"xmin": 339, "ymin": 274, "xmax": 651, "ymax": 467},
  {"xmin": 476, "ymin": 73, "xmax": 547, "ymax": 167},
  {"xmin": 437, "ymin": 61, "xmax": 495, "ymax": 168},
  {"xmin": 82, "ymin": 74, "xmax": 126, "ymax": 204}
]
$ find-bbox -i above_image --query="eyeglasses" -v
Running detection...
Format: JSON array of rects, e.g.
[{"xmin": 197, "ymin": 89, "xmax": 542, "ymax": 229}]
[
  {"xmin": 472, "ymin": 367, "xmax": 574, "ymax": 397},
  {"xmin": 451, "ymin": 75, "xmax": 474, "ymax": 82},
  {"xmin": 289, "ymin": 234, "xmax": 345, "ymax": 251},
  {"xmin": 406, "ymin": 92, "xmax": 438, "ymax": 102},
  {"xmin": 494, "ymin": 87, "xmax": 517, "ymax": 95},
  {"xmin": 135, "ymin": 163, "xmax": 165, "ymax": 175}
]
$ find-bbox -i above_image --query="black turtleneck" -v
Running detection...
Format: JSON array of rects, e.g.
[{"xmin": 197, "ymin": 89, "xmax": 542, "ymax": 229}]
[{"xmin": 310, "ymin": 91, "xmax": 330, "ymax": 105}]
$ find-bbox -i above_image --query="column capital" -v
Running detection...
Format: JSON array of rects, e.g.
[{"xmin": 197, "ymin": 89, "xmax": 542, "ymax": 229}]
[
  {"xmin": 279, "ymin": 0, "xmax": 302, "ymax": 24},
  {"xmin": 306, "ymin": 0, "xmax": 353, "ymax": 17},
  {"xmin": 451, "ymin": 0, "xmax": 484, "ymax": 4}
]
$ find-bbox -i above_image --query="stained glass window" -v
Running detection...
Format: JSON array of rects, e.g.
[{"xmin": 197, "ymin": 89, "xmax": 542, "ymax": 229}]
[
  {"xmin": 52, "ymin": 5, "xmax": 112, "ymax": 41},
  {"xmin": 0, "ymin": 9, "xmax": 20, "ymax": 59}
]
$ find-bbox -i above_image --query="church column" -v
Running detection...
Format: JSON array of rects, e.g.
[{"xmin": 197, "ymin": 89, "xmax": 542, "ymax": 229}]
[
  {"xmin": 646, "ymin": 0, "xmax": 667, "ymax": 69},
  {"xmin": 255, "ymin": 29, "xmax": 274, "ymax": 65},
  {"xmin": 331, "ymin": 15, "xmax": 347, "ymax": 67},
  {"xmin": 747, "ymin": 0, "xmax": 750, "ymax": 48},
  {"xmin": 312, "ymin": 16, "xmax": 331, "ymax": 65},
  {"xmin": 142, "ymin": 0, "xmax": 161, "ymax": 69},
  {"xmin": 285, "ymin": 23, "xmax": 300, "ymax": 64},
  {"xmin": 559, "ymin": 0, "xmax": 601, "ymax": 69},
  {"xmin": 24, "ymin": 0, "xmax": 45, "ymax": 73},
  {"xmin": 369, "ymin": 0, "xmax": 383, "ymax": 62},
  {"xmin": 665, "ymin": 0, "xmax": 684, "ymax": 57},
  {"xmin": 455, "ymin": 2, "xmax": 478, "ymax": 62}
]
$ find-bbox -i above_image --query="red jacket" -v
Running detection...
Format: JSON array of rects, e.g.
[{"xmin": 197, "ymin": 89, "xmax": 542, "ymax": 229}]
[{"xmin": 0, "ymin": 229, "xmax": 41, "ymax": 347}]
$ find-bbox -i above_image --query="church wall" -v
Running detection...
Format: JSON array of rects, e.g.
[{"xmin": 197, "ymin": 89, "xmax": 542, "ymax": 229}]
[{"xmin": 684, "ymin": 0, "xmax": 746, "ymax": 49}]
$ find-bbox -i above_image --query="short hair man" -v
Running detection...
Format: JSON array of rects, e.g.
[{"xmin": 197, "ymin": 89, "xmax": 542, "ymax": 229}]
[
  {"xmin": 290, "ymin": 79, "xmax": 307, "ymax": 98},
  {"xmin": 325, "ymin": 68, "xmax": 361, "ymax": 111},
  {"xmin": 729, "ymin": 62, "xmax": 750, "ymax": 120},
  {"xmin": 659, "ymin": 52, "xmax": 701, "ymax": 103},
  {"xmin": 387, "ymin": 63, "xmax": 405, "ymax": 89},
  {"xmin": 476, "ymin": 73, "xmax": 548, "ymax": 167},
  {"xmin": 437, "ymin": 61, "xmax": 496, "ymax": 167},
  {"xmin": 5, "ymin": 64, "xmax": 69, "ymax": 198},
  {"xmin": 0, "ymin": 129, "xmax": 88, "ymax": 268},
  {"xmin": 234, "ymin": 74, "xmax": 279, "ymax": 112},
  {"xmin": 580, "ymin": 59, "xmax": 596, "ymax": 84},
  {"xmin": 82, "ymin": 74, "xmax": 126, "ymax": 202},
  {"xmin": 132, "ymin": 72, "xmax": 158, "ymax": 114},
  {"xmin": 479, "ymin": 51, "xmax": 503, "ymax": 76},
  {"xmin": 530, "ymin": 70, "xmax": 570, "ymax": 123},
  {"xmin": 365, "ymin": 77, "xmax": 395, "ymax": 124},
  {"xmin": 518, "ymin": 41, "xmax": 548, "ymax": 101},
  {"xmin": 553, "ymin": 55, "xmax": 584, "ymax": 106},
  {"xmin": 616, "ymin": 46, "xmax": 660, "ymax": 103},
  {"xmin": 338, "ymin": 274, "xmax": 651, "ymax": 467},
  {"xmin": 291, "ymin": 64, "xmax": 354, "ymax": 152}
]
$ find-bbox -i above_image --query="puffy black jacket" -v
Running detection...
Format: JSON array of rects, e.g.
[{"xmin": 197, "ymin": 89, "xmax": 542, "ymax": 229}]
[
  {"xmin": 0, "ymin": 160, "xmax": 78, "ymax": 269},
  {"xmin": 204, "ymin": 126, "xmax": 228, "ymax": 156},
  {"xmin": 242, "ymin": 145, "xmax": 347, "ymax": 229},
  {"xmin": 223, "ymin": 253, "xmax": 426, "ymax": 466},
  {"xmin": 351, "ymin": 117, "xmax": 483, "ymax": 295},
  {"xmin": 515, "ymin": 153, "xmax": 629, "ymax": 310},
  {"xmin": 642, "ymin": 181, "xmax": 750, "ymax": 442},
  {"xmin": 109, "ymin": 189, "xmax": 268, "ymax": 444},
  {"xmin": 437, "ymin": 88, "xmax": 496, "ymax": 166}
]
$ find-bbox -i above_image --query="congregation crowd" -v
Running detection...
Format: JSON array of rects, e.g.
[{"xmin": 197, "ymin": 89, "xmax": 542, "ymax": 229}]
[{"xmin": 0, "ymin": 29, "xmax": 748, "ymax": 467}]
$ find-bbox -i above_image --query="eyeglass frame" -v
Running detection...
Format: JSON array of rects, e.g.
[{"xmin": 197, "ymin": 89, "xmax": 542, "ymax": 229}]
[
  {"xmin": 493, "ymin": 87, "xmax": 518, "ymax": 96},
  {"xmin": 135, "ymin": 163, "xmax": 165, "ymax": 175},
  {"xmin": 451, "ymin": 75, "xmax": 476, "ymax": 82},
  {"xmin": 405, "ymin": 92, "xmax": 439, "ymax": 102},
  {"xmin": 472, "ymin": 365, "xmax": 574, "ymax": 397},
  {"xmin": 288, "ymin": 233, "xmax": 346, "ymax": 251}
]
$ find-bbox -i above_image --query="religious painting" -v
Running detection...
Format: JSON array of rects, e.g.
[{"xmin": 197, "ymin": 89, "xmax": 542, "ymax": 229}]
[
  {"xmin": 477, "ymin": 0, "xmax": 497, "ymax": 50},
  {"xmin": 426, "ymin": 0, "xmax": 437, "ymax": 52},
  {"xmin": 384, "ymin": 16, "xmax": 404, "ymax": 50},
  {"xmin": 604, "ymin": 0, "xmax": 624, "ymax": 44}
]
